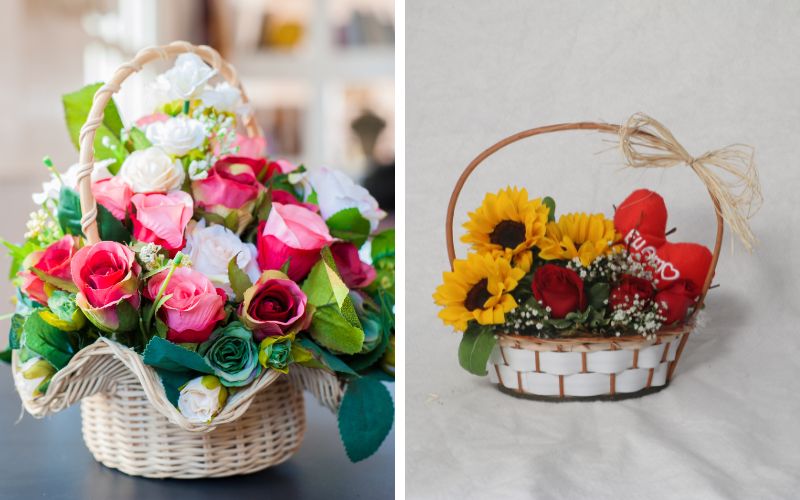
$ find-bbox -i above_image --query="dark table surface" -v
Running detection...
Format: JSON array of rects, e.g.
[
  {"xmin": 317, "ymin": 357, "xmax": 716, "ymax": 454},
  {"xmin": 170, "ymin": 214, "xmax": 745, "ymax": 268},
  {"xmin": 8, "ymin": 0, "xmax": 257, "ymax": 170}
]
[{"xmin": 0, "ymin": 369, "xmax": 394, "ymax": 500}]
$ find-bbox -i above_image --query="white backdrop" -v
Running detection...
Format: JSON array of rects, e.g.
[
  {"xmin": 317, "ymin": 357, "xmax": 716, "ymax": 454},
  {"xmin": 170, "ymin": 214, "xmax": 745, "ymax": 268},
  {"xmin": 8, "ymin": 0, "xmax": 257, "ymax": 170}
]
[{"xmin": 405, "ymin": 1, "xmax": 800, "ymax": 498}]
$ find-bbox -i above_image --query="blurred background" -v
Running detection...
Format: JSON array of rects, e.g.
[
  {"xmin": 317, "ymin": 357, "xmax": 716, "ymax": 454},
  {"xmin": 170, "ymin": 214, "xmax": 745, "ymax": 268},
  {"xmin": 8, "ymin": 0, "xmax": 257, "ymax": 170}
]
[{"xmin": 0, "ymin": 0, "xmax": 395, "ymax": 348}]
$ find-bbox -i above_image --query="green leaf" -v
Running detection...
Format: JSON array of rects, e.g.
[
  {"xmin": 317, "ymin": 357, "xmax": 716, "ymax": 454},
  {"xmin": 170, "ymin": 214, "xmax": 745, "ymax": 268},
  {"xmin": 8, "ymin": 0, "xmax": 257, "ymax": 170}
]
[
  {"xmin": 97, "ymin": 204, "xmax": 132, "ymax": 243},
  {"xmin": 458, "ymin": 324, "xmax": 495, "ymax": 376},
  {"xmin": 223, "ymin": 211, "xmax": 239, "ymax": 232},
  {"xmin": 0, "ymin": 239, "xmax": 42, "ymax": 279},
  {"xmin": 127, "ymin": 127, "xmax": 152, "ymax": 151},
  {"xmin": 587, "ymin": 282, "xmax": 610, "ymax": 310},
  {"xmin": 30, "ymin": 267, "xmax": 79, "ymax": 293},
  {"xmin": 57, "ymin": 187, "xmax": 83, "ymax": 235},
  {"xmin": 543, "ymin": 196, "xmax": 556, "ymax": 222},
  {"xmin": 302, "ymin": 248, "xmax": 364, "ymax": 354},
  {"xmin": 227, "ymin": 255, "xmax": 253, "ymax": 303},
  {"xmin": 142, "ymin": 336, "xmax": 214, "ymax": 374},
  {"xmin": 9, "ymin": 313, "xmax": 25, "ymax": 350},
  {"xmin": 22, "ymin": 312, "xmax": 75, "ymax": 370},
  {"xmin": 296, "ymin": 337, "xmax": 358, "ymax": 376},
  {"xmin": 62, "ymin": 83, "xmax": 126, "ymax": 168},
  {"xmin": 337, "ymin": 377, "xmax": 394, "ymax": 462},
  {"xmin": 326, "ymin": 208, "xmax": 371, "ymax": 247},
  {"xmin": 0, "ymin": 348, "xmax": 11, "ymax": 363},
  {"xmin": 371, "ymin": 229, "xmax": 395, "ymax": 261},
  {"xmin": 156, "ymin": 368, "xmax": 197, "ymax": 407},
  {"xmin": 256, "ymin": 189, "xmax": 272, "ymax": 222}
]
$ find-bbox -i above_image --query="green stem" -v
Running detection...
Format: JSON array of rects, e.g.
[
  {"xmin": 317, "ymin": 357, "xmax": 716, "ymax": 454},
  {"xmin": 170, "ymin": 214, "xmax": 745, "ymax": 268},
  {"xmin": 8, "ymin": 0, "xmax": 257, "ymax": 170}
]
[
  {"xmin": 40, "ymin": 203, "xmax": 64, "ymax": 238},
  {"xmin": 142, "ymin": 253, "xmax": 183, "ymax": 338},
  {"xmin": 42, "ymin": 156, "xmax": 63, "ymax": 185},
  {"xmin": 0, "ymin": 312, "xmax": 15, "ymax": 321},
  {"xmin": 183, "ymin": 100, "xmax": 190, "ymax": 115}
]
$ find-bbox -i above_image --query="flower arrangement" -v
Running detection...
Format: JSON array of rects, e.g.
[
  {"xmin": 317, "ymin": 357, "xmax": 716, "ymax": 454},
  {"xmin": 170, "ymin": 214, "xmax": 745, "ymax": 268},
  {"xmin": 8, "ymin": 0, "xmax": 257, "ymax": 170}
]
[
  {"xmin": 434, "ymin": 186, "xmax": 713, "ymax": 375},
  {"xmin": 1, "ymin": 53, "xmax": 394, "ymax": 462}
]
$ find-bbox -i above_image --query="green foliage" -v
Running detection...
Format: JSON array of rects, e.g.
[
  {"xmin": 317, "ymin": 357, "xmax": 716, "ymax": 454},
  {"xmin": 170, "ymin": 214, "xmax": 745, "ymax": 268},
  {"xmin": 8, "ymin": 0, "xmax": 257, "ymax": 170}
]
[
  {"xmin": 295, "ymin": 337, "xmax": 358, "ymax": 375},
  {"xmin": 371, "ymin": 229, "xmax": 395, "ymax": 261},
  {"xmin": 543, "ymin": 196, "xmax": 556, "ymax": 222},
  {"xmin": 22, "ymin": 312, "xmax": 76, "ymax": 370},
  {"xmin": 62, "ymin": 83, "xmax": 126, "ymax": 170},
  {"xmin": 302, "ymin": 248, "xmax": 364, "ymax": 354},
  {"xmin": 143, "ymin": 336, "xmax": 215, "ymax": 406},
  {"xmin": 227, "ymin": 256, "xmax": 253, "ymax": 303},
  {"xmin": 126, "ymin": 127, "xmax": 152, "ymax": 151},
  {"xmin": 325, "ymin": 208, "xmax": 371, "ymax": 248},
  {"xmin": 0, "ymin": 239, "xmax": 42, "ymax": 279},
  {"xmin": 337, "ymin": 377, "xmax": 394, "ymax": 462},
  {"xmin": 458, "ymin": 323, "xmax": 496, "ymax": 376},
  {"xmin": 57, "ymin": 187, "xmax": 131, "ymax": 243},
  {"xmin": 587, "ymin": 282, "xmax": 610, "ymax": 310}
]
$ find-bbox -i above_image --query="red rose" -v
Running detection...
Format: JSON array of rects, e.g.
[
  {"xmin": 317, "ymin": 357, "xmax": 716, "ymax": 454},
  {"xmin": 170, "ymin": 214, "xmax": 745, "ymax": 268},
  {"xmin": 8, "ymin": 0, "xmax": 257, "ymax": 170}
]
[
  {"xmin": 239, "ymin": 270, "xmax": 309, "ymax": 341},
  {"xmin": 271, "ymin": 189, "xmax": 319, "ymax": 212},
  {"xmin": 19, "ymin": 235, "xmax": 80, "ymax": 304},
  {"xmin": 609, "ymin": 274, "xmax": 654, "ymax": 309},
  {"xmin": 331, "ymin": 242, "xmax": 376, "ymax": 289},
  {"xmin": 655, "ymin": 279, "xmax": 700, "ymax": 325},
  {"xmin": 532, "ymin": 264, "xmax": 586, "ymax": 319},
  {"xmin": 615, "ymin": 189, "xmax": 668, "ymax": 248},
  {"xmin": 192, "ymin": 156, "xmax": 265, "ymax": 233}
]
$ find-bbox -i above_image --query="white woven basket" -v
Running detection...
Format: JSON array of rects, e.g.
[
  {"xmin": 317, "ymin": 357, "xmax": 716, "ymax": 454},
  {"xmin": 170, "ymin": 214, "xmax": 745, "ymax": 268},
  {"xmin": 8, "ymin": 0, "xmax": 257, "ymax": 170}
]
[{"xmin": 11, "ymin": 42, "xmax": 345, "ymax": 478}]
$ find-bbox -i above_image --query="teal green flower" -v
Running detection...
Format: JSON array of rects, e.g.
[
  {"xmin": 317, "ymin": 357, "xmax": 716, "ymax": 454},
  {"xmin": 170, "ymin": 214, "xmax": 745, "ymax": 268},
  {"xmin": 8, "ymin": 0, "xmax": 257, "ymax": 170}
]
[
  {"xmin": 258, "ymin": 335, "xmax": 294, "ymax": 373},
  {"xmin": 199, "ymin": 322, "xmax": 261, "ymax": 387}
]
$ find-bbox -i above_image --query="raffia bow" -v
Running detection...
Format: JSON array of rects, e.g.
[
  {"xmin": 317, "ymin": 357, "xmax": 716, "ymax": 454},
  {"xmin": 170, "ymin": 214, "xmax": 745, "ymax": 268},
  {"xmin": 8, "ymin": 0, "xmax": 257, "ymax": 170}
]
[{"xmin": 618, "ymin": 113, "xmax": 762, "ymax": 251}]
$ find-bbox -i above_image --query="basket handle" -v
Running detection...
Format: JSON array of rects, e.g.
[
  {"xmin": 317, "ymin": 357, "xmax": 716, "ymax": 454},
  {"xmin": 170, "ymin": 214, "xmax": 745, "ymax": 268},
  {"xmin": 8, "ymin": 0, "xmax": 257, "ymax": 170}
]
[
  {"xmin": 444, "ymin": 121, "xmax": 724, "ymax": 316},
  {"xmin": 75, "ymin": 41, "xmax": 262, "ymax": 245}
]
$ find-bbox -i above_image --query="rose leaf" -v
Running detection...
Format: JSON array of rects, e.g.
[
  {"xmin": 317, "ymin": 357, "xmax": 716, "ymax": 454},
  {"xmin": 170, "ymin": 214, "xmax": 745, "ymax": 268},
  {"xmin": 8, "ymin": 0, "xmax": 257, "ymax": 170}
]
[
  {"xmin": 457, "ymin": 323, "xmax": 495, "ymax": 376},
  {"xmin": 337, "ymin": 376, "xmax": 394, "ymax": 462},
  {"xmin": 227, "ymin": 255, "xmax": 253, "ymax": 303},
  {"xmin": 326, "ymin": 207, "xmax": 370, "ymax": 247}
]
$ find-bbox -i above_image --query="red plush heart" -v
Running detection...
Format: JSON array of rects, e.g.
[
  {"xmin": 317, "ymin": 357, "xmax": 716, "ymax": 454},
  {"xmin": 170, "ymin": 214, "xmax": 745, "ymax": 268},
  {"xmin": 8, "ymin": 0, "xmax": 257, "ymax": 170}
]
[
  {"xmin": 614, "ymin": 189, "xmax": 668, "ymax": 248},
  {"xmin": 654, "ymin": 242, "xmax": 712, "ymax": 291}
]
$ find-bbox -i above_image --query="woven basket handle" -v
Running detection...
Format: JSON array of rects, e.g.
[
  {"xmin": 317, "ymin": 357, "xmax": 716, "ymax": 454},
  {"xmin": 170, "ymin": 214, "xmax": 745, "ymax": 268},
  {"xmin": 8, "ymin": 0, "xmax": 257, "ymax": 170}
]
[
  {"xmin": 444, "ymin": 122, "xmax": 724, "ymax": 316},
  {"xmin": 76, "ymin": 41, "xmax": 262, "ymax": 245}
]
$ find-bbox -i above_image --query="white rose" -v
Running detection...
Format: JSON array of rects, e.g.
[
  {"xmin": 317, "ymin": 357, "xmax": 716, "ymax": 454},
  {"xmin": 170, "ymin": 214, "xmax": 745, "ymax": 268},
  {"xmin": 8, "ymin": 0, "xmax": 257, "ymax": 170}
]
[
  {"xmin": 145, "ymin": 116, "xmax": 206, "ymax": 156},
  {"xmin": 156, "ymin": 53, "xmax": 217, "ymax": 102},
  {"xmin": 178, "ymin": 375, "xmax": 228, "ymax": 423},
  {"xmin": 13, "ymin": 356, "xmax": 55, "ymax": 401},
  {"xmin": 118, "ymin": 147, "xmax": 186, "ymax": 193},
  {"xmin": 200, "ymin": 82, "xmax": 242, "ymax": 113},
  {"xmin": 308, "ymin": 167, "xmax": 386, "ymax": 231},
  {"xmin": 32, "ymin": 159, "xmax": 115, "ymax": 205},
  {"xmin": 182, "ymin": 219, "xmax": 260, "ymax": 295}
]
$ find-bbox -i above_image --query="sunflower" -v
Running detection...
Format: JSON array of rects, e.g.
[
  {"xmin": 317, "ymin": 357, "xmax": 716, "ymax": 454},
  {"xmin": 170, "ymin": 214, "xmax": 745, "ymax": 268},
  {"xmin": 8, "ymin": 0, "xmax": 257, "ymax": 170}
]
[
  {"xmin": 537, "ymin": 212, "xmax": 622, "ymax": 266},
  {"xmin": 461, "ymin": 186, "xmax": 549, "ymax": 272},
  {"xmin": 433, "ymin": 252, "xmax": 525, "ymax": 331}
]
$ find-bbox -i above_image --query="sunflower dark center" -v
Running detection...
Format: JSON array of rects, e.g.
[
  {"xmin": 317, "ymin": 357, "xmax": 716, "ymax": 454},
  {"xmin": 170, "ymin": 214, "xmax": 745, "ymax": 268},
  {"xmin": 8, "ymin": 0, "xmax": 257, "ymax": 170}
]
[
  {"xmin": 489, "ymin": 220, "xmax": 526, "ymax": 249},
  {"xmin": 464, "ymin": 278, "xmax": 491, "ymax": 311}
]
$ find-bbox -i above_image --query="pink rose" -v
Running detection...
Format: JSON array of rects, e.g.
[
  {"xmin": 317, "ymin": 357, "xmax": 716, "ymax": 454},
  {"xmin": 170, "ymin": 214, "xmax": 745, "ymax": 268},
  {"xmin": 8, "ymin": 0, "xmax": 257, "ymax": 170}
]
[
  {"xmin": 331, "ymin": 242, "xmax": 376, "ymax": 289},
  {"xmin": 130, "ymin": 191, "xmax": 193, "ymax": 255},
  {"xmin": 192, "ymin": 157, "xmax": 265, "ymax": 233},
  {"xmin": 92, "ymin": 177, "xmax": 133, "ymax": 220},
  {"xmin": 135, "ymin": 113, "xmax": 169, "ymax": 128},
  {"xmin": 272, "ymin": 189, "xmax": 319, "ymax": 212},
  {"xmin": 19, "ymin": 235, "xmax": 80, "ymax": 304},
  {"xmin": 145, "ymin": 267, "xmax": 227, "ymax": 343},
  {"xmin": 71, "ymin": 241, "xmax": 141, "ymax": 332},
  {"xmin": 231, "ymin": 134, "xmax": 267, "ymax": 158},
  {"xmin": 239, "ymin": 270, "xmax": 309, "ymax": 341},
  {"xmin": 266, "ymin": 158, "xmax": 298, "ymax": 176},
  {"xmin": 256, "ymin": 202, "xmax": 334, "ymax": 281}
]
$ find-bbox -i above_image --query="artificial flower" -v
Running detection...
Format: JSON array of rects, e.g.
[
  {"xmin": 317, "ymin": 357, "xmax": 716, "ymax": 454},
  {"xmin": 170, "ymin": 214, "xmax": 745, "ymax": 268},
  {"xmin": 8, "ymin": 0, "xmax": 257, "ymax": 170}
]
[
  {"xmin": 199, "ymin": 322, "xmax": 262, "ymax": 387},
  {"xmin": 135, "ymin": 113, "xmax": 169, "ymax": 128},
  {"xmin": 192, "ymin": 156, "xmax": 265, "ymax": 234},
  {"xmin": 239, "ymin": 270, "xmax": 309, "ymax": 341},
  {"xmin": 40, "ymin": 291, "xmax": 86, "ymax": 331},
  {"xmin": 177, "ymin": 375, "xmax": 228, "ymax": 423},
  {"xmin": 145, "ymin": 116, "xmax": 206, "ymax": 156},
  {"xmin": 200, "ymin": 82, "xmax": 242, "ymax": 113},
  {"xmin": 130, "ymin": 191, "xmax": 194, "ymax": 255},
  {"xmin": 155, "ymin": 53, "xmax": 216, "ymax": 102},
  {"xmin": 145, "ymin": 266, "xmax": 226, "ymax": 343},
  {"xmin": 538, "ymin": 212, "xmax": 622, "ymax": 266},
  {"xmin": 461, "ymin": 186, "xmax": 549, "ymax": 272},
  {"xmin": 227, "ymin": 134, "xmax": 267, "ymax": 158},
  {"xmin": 71, "ymin": 241, "xmax": 141, "ymax": 332},
  {"xmin": 272, "ymin": 189, "xmax": 319, "ymax": 212},
  {"xmin": 258, "ymin": 334, "xmax": 294, "ymax": 373},
  {"xmin": 118, "ymin": 147, "xmax": 185, "ymax": 193},
  {"xmin": 19, "ymin": 235, "xmax": 80, "ymax": 305},
  {"xmin": 256, "ymin": 202, "xmax": 334, "ymax": 281},
  {"xmin": 182, "ymin": 219, "xmax": 260, "ymax": 296},
  {"xmin": 331, "ymin": 242, "xmax": 376, "ymax": 289},
  {"xmin": 655, "ymin": 279, "xmax": 700, "ymax": 325},
  {"xmin": 433, "ymin": 252, "xmax": 524, "ymax": 331},
  {"xmin": 609, "ymin": 274, "xmax": 654, "ymax": 310},
  {"xmin": 12, "ymin": 356, "xmax": 55, "ymax": 401},
  {"xmin": 307, "ymin": 167, "xmax": 386, "ymax": 231},
  {"xmin": 91, "ymin": 177, "xmax": 132, "ymax": 220},
  {"xmin": 32, "ymin": 159, "xmax": 114, "ymax": 206},
  {"xmin": 532, "ymin": 264, "xmax": 587, "ymax": 319}
]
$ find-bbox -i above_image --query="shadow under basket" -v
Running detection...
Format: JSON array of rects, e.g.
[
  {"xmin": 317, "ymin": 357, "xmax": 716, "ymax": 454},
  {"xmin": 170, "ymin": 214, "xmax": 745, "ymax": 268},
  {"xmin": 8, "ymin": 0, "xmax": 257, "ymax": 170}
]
[
  {"xmin": 80, "ymin": 377, "xmax": 306, "ymax": 479},
  {"xmin": 487, "ymin": 326, "xmax": 691, "ymax": 401}
]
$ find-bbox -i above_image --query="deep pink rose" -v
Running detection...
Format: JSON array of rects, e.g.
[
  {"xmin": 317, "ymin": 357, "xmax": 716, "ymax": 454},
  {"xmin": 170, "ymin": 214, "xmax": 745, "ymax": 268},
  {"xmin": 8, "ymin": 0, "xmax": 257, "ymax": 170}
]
[
  {"xmin": 92, "ymin": 177, "xmax": 133, "ymax": 220},
  {"xmin": 256, "ymin": 202, "xmax": 334, "ymax": 281},
  {"xmin": 145, "ymin": 267, "xmax": 227, "ymax": 343},
  {"xmin": 331, "ymin": 242, "xmax": 376, "ymax": 289},
  {"xmin": 130, "ymin": 191, "xmax": 193, "ymax": 255},
  {"xmin": 232, "ymin": 134, "xmax": 267, "ymax": 158},
  {"xmin": 192, "ymin": 157, "xmax": 265, "ymax": 233},
  {"xmin": 272, "ymin": 189, "xmax": 319, "ymax": 212},
  {"xmin": 239, "ymin": 270, "xmax": 309, "ymax": 341},
  {"xmin": 70, "ymin": 241, "xmax": 141, "ymax": 332},
  {"xmin": 19, "ymin": 235, "xmax": 80, "ymax": 304}
]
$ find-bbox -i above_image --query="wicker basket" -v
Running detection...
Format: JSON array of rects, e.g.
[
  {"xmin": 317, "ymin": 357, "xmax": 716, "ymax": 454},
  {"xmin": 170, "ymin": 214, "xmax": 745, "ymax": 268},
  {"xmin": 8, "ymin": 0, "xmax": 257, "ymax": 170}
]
[
  {"xmin": 12, "ymin": 42, "xmax": 345, "ymax": 478},
  {"xmin": 445, "ymin": 122, "xmax": 725, "ymax": 401}
]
